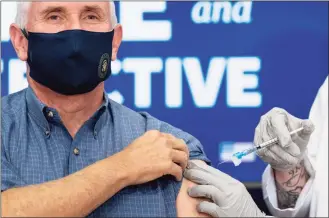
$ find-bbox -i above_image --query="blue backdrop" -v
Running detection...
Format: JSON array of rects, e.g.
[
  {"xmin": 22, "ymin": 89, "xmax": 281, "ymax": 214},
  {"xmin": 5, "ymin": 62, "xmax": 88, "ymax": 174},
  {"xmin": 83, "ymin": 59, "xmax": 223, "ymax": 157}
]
[{"xmin": 1, "ymin": 1, "xmax": 328, "ymax": 183}]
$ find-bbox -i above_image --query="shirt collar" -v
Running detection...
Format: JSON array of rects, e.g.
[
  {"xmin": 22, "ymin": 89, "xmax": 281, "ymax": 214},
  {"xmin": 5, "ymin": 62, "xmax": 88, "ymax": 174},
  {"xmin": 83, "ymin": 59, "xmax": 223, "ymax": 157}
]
[
  {"xmin": 91, "ymin": 92, "xmax": 110, "ymax": 138},
  {"xmin": 26, "ymin": 86, "xmax": 110, "ymax": 137},
  {"xmin": 26, "ymin": 86, "xmax": 49, "ymax": 132}
]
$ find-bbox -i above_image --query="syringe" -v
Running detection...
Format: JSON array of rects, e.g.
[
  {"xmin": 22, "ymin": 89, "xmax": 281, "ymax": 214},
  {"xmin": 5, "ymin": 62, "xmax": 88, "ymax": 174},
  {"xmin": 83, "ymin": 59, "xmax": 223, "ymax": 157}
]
[{"xmin": 218, "ymin": 127, "xmax": 304, "ymax": 167}]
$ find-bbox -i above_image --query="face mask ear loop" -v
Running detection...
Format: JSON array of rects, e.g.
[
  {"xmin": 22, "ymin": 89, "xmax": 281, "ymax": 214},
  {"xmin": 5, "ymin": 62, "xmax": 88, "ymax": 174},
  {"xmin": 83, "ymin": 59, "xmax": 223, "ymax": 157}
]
[
  {"xmin": 111, "ymin": 21, "xmax": 118, "ymax": 32},
  {"xmin": 21, "ymin": 28, "xmax": 29, "ymax": 39}
]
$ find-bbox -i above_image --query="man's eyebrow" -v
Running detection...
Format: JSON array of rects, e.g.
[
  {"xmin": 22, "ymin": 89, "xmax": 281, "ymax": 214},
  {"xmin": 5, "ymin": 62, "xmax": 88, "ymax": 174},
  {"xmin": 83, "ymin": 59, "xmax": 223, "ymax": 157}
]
[
  {"xmin": 83, "ymin": 5, "xmax": 104, "ymax": 14},
  {"xmin": 40, "ymin": 6, "xmax": 67, "ymax": 16}
]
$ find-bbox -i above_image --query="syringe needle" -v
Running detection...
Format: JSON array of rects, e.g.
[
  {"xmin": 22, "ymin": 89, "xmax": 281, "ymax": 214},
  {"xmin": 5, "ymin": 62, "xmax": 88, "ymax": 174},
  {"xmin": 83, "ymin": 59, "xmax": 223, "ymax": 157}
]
[{"xmin": 217, "ymin": 160, "xmax": 230, "ymax": 167}]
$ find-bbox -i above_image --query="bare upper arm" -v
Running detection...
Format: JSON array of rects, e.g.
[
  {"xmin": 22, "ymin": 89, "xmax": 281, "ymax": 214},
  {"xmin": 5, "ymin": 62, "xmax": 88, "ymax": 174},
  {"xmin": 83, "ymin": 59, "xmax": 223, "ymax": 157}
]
[{"xmin": 176, "ymin": 160, "xmax": 212, "ymax": 217}]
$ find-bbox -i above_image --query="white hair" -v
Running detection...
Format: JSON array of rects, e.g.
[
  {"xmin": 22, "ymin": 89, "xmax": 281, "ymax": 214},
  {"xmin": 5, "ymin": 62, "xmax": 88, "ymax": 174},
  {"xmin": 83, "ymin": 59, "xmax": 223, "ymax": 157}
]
[{"xmin": 15, "ymin": 1, "xmax": 118, "ymax": 29}]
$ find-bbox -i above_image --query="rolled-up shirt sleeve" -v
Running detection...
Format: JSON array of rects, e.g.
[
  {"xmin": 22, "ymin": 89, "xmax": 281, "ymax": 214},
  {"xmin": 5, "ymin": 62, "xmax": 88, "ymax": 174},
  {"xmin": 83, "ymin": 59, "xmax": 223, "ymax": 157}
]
[
  {"xmin": 262, "ymin": 155, "xmax": 315, "ymax": 217},
  {"xmin": 159, "ymin": 121, "xmax": 211, "ymax": 165},
  {"xmin": 1, "ymin": 112, "xmax": 26, "ymax": 192},
  {"xmin": 1, "ymin": 150, "xmax": 26, "ymax": 192},
  {"xmin": 141, "ymin": 111, "xmax": 211, "ymax": 165}
]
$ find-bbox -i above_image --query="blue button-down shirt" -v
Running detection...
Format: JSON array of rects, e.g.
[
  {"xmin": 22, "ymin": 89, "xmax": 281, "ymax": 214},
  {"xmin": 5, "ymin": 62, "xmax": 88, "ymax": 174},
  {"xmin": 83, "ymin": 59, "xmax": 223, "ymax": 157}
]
[{"xmin": 1, "ymin": 87, "xmax": 210, "ymax": 217}]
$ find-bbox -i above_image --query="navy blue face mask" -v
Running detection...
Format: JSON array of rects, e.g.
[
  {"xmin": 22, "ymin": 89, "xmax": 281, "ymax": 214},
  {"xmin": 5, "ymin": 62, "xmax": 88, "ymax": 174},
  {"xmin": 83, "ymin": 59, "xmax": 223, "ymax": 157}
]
[{"xmin": 22, "ymin": 29, "xmax": 114, "ymax": 95}]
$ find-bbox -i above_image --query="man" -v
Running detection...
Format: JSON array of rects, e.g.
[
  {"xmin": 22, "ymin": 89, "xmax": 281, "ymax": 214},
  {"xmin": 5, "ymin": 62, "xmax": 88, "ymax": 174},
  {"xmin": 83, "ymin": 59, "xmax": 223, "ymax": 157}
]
[
  {"xmin": 1, "ymin": 2, "xmax": 212, "ymax": 217},
  {"xmin": 184, "ymin": 76, "xmax": 328, "ymax": 217}
]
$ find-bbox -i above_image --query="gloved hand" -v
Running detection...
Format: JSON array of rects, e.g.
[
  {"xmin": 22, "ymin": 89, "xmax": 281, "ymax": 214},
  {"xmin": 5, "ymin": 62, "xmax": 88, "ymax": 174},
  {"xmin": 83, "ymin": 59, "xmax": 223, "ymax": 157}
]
[
  {"xmin": 183, "ymin": 161, "xmax": 266, "ymax": 217},
  {"xmin": 254, "ymin": 107, "xmax": 315, "ymax": 171}
]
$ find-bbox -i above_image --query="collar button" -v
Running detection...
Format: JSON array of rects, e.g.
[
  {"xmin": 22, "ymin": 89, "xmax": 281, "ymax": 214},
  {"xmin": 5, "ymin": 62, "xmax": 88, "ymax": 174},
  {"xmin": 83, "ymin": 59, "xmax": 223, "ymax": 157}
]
[
  {"xmin": 45, "ymin": 130, "xmax": 51, "ymax": 137},
  {"xmin": 73, "ymin": 148, "xmax": 80, "ymax": 156},
  {"xmin": 47, "ymin": 111, "xmax": 54, "ymax": 118}
]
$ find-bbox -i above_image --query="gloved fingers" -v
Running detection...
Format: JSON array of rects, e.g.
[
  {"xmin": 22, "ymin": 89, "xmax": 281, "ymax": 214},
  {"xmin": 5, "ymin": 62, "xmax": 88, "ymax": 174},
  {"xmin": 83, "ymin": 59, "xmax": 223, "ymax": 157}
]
[
  {"xmin": 269, "ymin": 138, "xmax": 300, "ymax": 157},
  {"xmin": 290, "ymin": 133, "xmax": 308, "ymax": 153},
  {"xmin": 183, "ymin": 168, "xmax": 211, "ymax": 185},
  {"xmin": 255, "ymin": 119, "xmax": 272, "ymax": 157},
  {"xmin": 283, "ymin": 142, "xmax": 301, "ymax": 157},
  {"xmin": 198, "ymin": 165, "xmax": 235, "ymax": 182},
  {"xmin": 262, "ymin": 114, "xmax": 301, "ymax": 157},
  {"xmin": 260, "ymin": 116, "xmax": 275, "ymax": 141},
  {"xmin": 257, "ymin": 123, "xmax": 278, "ymax": 157},
  {"xmin": 183, "ymin": 168, "xmax": 230, "ymax": 193},
  {"xmin": 273, "ymin": 111, "xmax": 315, "ymax": 145},
  {"xmin": 257, "ymin": 146, "xmax": 298, "ymax": 171},
  {"xmin": 254, "ymin": 124, "xmax": 262, "ymax": 145},
  {"xmin": 188, "ymin": 185, "xmax": 225, "ymax": 206},
  {"xmin": 256, "ymin": 146, "xmax": 285, "ymax": 164},
  {"xmin": 197, "ymin": 201, "xmax": 226, "ymax": 217},
  {"xmin": 259, "ymin": 116, "xmax": 279, "ymax": 146},
  {"xmin": 299, "ymin": 120, "xmax": 315, "ymax": 141},
  {"xmin": 258, "ymin": 112, "xmax": 313, "ymax": 156},
  {"xmin": 271, "ymin": 119, "xmax": 312, "ymax": 155},
  {"xmin": 276, "ymin": 110, "xmax": 315, "ymax": 141},
  {"xmin": 269, "ymin": 113, "xmax": 293, "ymax": 148},
  {"xmin": 254, "ymin": 116, "xmax": 272, "ymax": 145},
  {"xmin": 186, "ymin": 161, "xmax": 234, "ymax": 182},
  {"xmin": 286, "ymin": 113, "xmax": 315, "ymax": 142},
  {"xmin": 268, "ymin": 145, "xmax": 299, "ymax": 166},
  {"xmin": 281, "ymin": 119, "xmax": 314, "ymax": 155}
]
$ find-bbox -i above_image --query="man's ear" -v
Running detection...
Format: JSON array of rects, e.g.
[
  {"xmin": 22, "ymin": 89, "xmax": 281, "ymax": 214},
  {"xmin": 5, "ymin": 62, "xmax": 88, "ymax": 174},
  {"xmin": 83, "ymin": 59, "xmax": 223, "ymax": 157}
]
[
  {"xmin": 111, "ymin": 24, "xmax": 122, "ymax": 61},
  {"xmin": 10, "ymin": 24, "xmax": 28, "ymax": 61}
]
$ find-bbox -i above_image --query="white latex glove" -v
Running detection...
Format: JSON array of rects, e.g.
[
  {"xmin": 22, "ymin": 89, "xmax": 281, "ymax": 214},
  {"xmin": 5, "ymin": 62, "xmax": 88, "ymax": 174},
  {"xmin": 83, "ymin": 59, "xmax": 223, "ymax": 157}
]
[
  {"xmin": 183, "ymin": 161, "xmax": 267, "ymax": 217},
  {"xmin": 254, "ymin": 107, "xmax": 315, "ymax": 171}
]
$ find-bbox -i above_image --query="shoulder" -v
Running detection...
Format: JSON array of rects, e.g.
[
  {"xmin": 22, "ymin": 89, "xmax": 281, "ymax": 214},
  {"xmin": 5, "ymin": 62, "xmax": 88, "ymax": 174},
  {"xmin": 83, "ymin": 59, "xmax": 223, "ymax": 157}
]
[
  {"xmin": 2, "ymin": 89, "xmax": 27, "ymax": 123},
  {"xmin": 1, "ymin": 90, "xmax": 28, "ymax": 156},
  {"xmin": 108, "ymin": 99, "xmax": 180, "ymax": 132},
  {"xmin": 108, "ymin": 99, "xmax": 154, "ymax": 129},
  {"xmin": 1, "ymin": 89, "xmax": 26, "ymax": 114}
]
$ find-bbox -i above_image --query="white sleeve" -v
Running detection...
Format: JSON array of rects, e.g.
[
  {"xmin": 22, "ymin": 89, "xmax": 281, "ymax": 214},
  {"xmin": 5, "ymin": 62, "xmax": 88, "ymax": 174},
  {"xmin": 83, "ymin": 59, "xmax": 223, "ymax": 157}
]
[
  {"xmin": 308, "ymin": 76, "xmax": 328, "ymax": 217},
  {"xmin": 261, "ymin": 76, "xmax": 328, "ymax": 217}
]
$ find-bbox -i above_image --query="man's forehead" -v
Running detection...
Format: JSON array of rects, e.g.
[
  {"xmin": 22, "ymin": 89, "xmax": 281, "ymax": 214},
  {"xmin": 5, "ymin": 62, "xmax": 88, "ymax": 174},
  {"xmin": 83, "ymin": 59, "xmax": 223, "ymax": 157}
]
[{"xmin": 30, "ymin": 1, "xmax": 110, "ymax": 13}]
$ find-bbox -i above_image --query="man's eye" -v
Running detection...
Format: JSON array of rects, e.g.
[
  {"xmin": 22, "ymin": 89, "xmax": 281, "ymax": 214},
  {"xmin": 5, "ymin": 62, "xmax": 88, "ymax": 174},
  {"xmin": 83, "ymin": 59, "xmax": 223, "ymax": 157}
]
[
  {"xmin": 87, "ymin": 15, "xmax": 98, "ymax": 20},
  {"xmin": 48, "ymin": 15, "xmax": 60, "ymax": 21}
]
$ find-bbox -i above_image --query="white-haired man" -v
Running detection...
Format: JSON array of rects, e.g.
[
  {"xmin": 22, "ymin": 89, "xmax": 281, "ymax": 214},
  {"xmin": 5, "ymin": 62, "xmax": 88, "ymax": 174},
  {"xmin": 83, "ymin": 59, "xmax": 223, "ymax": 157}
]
[{"xmin": 1, "ymin": 2, "xmax": 212, "ymax": 217}]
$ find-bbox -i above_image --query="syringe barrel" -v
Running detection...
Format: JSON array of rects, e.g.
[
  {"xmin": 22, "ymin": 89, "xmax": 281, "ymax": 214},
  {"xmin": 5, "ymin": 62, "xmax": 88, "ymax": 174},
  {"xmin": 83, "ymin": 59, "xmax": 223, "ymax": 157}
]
[
  {"xmin": 259, "ymin": 137, "xmax": 278, "ymax": 148},
  {"xmin": 243, "ymin": 147, "xmax": 257, "ymax": 155},
  {"xmin": 232, "ymin": 127, "xmax": 304, "ymax": 165},
  {"xmin": 258, "ymin": 127, "xmax": 304, "ymax": 149}
]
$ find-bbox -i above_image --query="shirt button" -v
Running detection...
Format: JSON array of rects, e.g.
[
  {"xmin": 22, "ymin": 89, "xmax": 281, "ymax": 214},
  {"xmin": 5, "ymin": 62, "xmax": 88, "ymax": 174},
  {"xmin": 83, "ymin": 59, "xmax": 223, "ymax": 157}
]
[
  {"xmin": 45, "ymin": 130, "xmax": 50, "ymax": 137},
  {"xmin": 73, "ymin": 148, "xmax": 80, "ymax": 156},
  {"xmin": 47, "ymin": 111, "xmax": 54, "ymax": 118}
]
